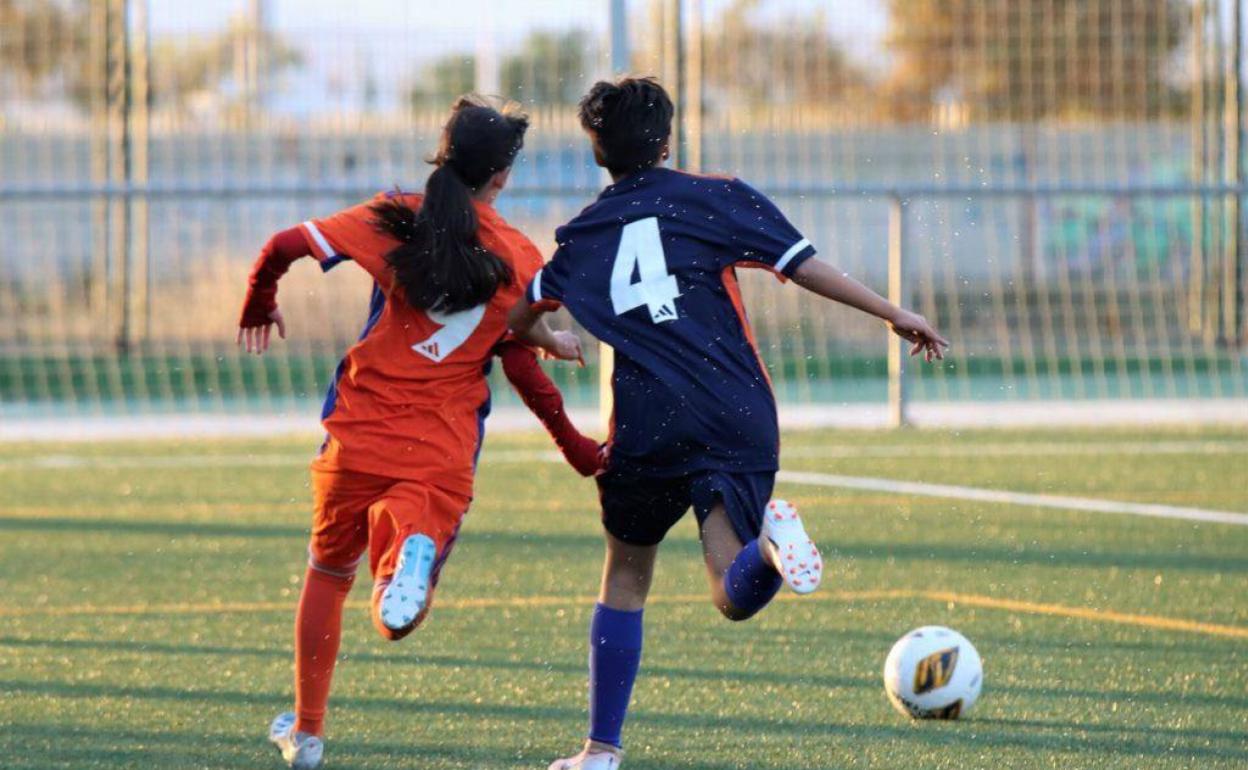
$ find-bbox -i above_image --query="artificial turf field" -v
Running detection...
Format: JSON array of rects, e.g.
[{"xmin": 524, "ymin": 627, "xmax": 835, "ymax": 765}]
[{"xmin": 1, "ymin": 425, "xmax": 1246, "ymax": 769}]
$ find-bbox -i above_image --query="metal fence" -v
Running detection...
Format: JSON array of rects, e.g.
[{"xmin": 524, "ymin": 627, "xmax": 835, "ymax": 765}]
[{"xmin": 0, "ymin": 0, "xmax": 1244, "ymax": 424}]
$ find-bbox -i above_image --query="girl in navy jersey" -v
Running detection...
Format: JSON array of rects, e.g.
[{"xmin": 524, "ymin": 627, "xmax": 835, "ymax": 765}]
[{"xmin": 511, "ymin": 77, "xmax": 948, "ymax": 770}]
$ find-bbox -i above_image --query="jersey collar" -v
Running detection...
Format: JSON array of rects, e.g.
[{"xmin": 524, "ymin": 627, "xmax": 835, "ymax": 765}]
[{"xmin": 599, "ymin": 166, "xmax": 676, "ymax": 199}]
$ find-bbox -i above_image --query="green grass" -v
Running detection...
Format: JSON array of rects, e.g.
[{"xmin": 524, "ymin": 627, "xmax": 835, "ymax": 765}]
[{"xmin": 1, "ymin": 426, "xmax": 1246, "ymax": 769}]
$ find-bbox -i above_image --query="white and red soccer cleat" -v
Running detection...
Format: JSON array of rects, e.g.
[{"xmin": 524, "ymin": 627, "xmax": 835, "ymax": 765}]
[
  {"xmin": 760, "ymin": 499, "xmax": 823, "ymax": 594},
  {"xmin": 268, "ymin": 711, "xmax": 324, "ymax": 770},
  {"xmin": 548, "ymin": 744, "xmax": 623, "ymax": 770}
]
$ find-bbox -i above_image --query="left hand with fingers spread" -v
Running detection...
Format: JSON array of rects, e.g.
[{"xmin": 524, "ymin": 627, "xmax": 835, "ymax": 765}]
[
  {"xmin": 886, "ymin": 308, "xmax": 950, "ymax": 363},
  {"xmin": 236, "ymin": 226, "xmax": 312, "ymax": 354},
  {"xmin": 237, "ymin": 307, "xmax": 287, "ymax": 355}
]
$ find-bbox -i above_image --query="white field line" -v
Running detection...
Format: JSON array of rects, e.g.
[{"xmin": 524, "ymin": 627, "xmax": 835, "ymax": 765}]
[
  {"xmin": 3, "ymin": 399, "xmax": 1247, "ymax": 442},
  {"xmin": 3, "ymin": 447, "xmax": 1245, "ymax": 526},
  {"xmin": 781, "ymin": 440, "xmax": 1248, "ymax": 459},
  {"xmin": 777, "ymin": 470, "xmax": 1248, "ymax": 527}
]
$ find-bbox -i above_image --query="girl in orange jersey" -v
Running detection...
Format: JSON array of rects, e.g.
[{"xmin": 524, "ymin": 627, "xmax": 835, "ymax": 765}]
[{"xmin": 236, "ymin": 96, "xmax": 596, "ymax": 770}]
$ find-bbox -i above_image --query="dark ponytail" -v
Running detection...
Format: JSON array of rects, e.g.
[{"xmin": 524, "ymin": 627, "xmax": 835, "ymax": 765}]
[{"xmin": 371, "ymin": 96, "xmax": 530, "ymax": 314}]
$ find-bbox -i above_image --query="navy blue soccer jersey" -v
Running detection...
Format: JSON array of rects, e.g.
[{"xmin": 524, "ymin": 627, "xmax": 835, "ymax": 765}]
[{"xmin": 525, "ymin": 168, "xmax": 816, "ymax": 477}]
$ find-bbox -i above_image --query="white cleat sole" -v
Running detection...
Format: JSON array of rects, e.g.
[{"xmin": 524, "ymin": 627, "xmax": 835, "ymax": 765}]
[
  {"xmin": 268, "ymin": 711, "xmax": 324, "ymax": 770},
  {"xmin": 548, "ymin": 751, "xmax": 622, "ymax": 770},
  {"xmin": 761, "ymin": 499, "xmax": 823, "ymax": 594},
  {"xmin": 379, "ymin": 534, "xmax": 437, "ymax": 631}
]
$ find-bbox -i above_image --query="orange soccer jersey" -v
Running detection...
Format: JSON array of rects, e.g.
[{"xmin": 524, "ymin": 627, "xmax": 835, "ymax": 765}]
[{"xmin": 299, "ymin": 191, "xmax": 544, "ymax": 499}]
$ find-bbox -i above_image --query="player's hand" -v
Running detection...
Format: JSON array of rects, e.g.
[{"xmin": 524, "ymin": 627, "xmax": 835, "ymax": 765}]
[
  {"xmin": 887, "ymin": 308, "xmax": 949, "ymax": 362},
  {"xmin": 545, "ymin": 330, "xmax": 583, "ymax": 363},
  {"xmin": 236, "ymin": 308, "xmax": 287, "ymax": 354},
  {"xmin": 559, "ymin": 434, "xmax": 606, "ymax": 477}
]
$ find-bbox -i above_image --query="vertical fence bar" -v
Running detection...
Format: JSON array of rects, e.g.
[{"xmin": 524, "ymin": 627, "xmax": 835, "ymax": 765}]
[
  {"xmin": 133, "ymin": 0, "xmax": 151, "ymax": 343},
  {"xmin": 1224, "ymin": 0, "xmax": 1244, "ymax": 344},
  {"xmin": 248, "ymin": 0, "xmax": 270, "ymax": 113},
  {"xmin": 664, "ymin": 0, "xmax": 684, "ymax": 168},
  {"xmin": 474, "ymin": 7, "xmax": 500, "ymax": 95},
  {"xmin": 1190, "ymin": 0, "xmax": 1207, "ymax": 334},
  {"xmin": 107, "ymin": 0, "xmax": 132, "ymax": 356},
  {"xmin": 682, "ymin": 0, "xmax": 703, "ymax": 173},
  {"xmin": 599, "ymin": 0, "xmax": 631, "ymax": 433},
  {"xmin": 1208, "ymin": 0, "xmax": 1227, "ymax": 347},
  {"xmin": 1223, "ymin": 0, "xmax": 1243, "ymax": 341},
  {"xmin": 89, "ymin": 0, "xmax": 110, "ymax": 324},
  {"xmin": 888, "ymin": 195, "xmax": 909, "ymax": 428},
  {"xmin": 610, "ymin": 0, "xmax": 629, "ymax": 73}
]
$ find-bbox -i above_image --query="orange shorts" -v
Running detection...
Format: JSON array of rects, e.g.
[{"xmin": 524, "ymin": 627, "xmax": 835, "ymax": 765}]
[{"xmin": 309, "ymin": 467, "xmax": 470, "ymax": 591}]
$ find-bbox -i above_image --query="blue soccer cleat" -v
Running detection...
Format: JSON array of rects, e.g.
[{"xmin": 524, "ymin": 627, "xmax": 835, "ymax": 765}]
[{"xmin": 377, "ymin": 533, "xmax": 437, "ymax": 631}]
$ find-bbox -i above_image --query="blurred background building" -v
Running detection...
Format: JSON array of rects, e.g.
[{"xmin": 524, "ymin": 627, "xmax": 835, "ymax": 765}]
[{"xmin": 0, "ymin": 0, "xmax": 1244, "ymax": 427}]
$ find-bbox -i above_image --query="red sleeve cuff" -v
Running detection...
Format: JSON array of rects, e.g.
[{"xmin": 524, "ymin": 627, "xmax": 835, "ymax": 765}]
[{"xmin": 239, "ymin": 227, "xmax": 313, "ymax": 327}]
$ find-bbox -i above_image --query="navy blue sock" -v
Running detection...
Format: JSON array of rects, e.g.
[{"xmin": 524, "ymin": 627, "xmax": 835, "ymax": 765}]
[
  {"xmin": 587, "ymin": 603, "xmax": 643, "ymax": 748},
  {"xmin": 723, "ymin": 539, "xmax": 783, "ymax": 619}
]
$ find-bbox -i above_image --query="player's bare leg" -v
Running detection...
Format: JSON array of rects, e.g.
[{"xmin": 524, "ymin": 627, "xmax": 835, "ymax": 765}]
[
  {"xmin": 701, "ymin": 498, "xmax": 822, "ymax": 622},
  {"xmin": 599, "ymin": 532, "xmax": 658, "ymax": 611},
  {"xmin": 700, "ymin": 503, "xmax": 756, "ymax": 620},
  {"xmin": 549, "ymin": 533, "xmax": 656, "ymax": 770}
]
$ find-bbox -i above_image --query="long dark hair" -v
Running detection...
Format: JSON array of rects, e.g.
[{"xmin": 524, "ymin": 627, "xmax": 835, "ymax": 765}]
[{"xmin": 370, "ymin": 96, "xmax": 529, "ymax": 314}]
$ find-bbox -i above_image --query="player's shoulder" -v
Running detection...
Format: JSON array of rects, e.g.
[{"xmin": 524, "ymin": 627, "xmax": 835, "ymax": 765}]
[
  {"xmin": 679, "ymin": 170, "xmax": 762, "ymax": 202},
  {"xmin": 369, "ymin": 189, "xmax": 424, "ymax": 212},
  {"xmin": 329, "ymin": 189, "xmax": 423, "ymax": 225},
  {"xmin": 651, "ymin": 168, "xmax": 763, "ymax": 214},
  {"xmin": 479, "ymin": 207, "xmax": 544, "ymax": 275},
  {"xmin": 664, "ymin": 168, "xmax": 738, "ymax": 187}
]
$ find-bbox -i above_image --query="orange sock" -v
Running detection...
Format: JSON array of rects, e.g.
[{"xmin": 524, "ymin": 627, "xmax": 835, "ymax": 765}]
[{"xmin": 294, "ymin": 566, "xmax": 354, "ymax": 736}]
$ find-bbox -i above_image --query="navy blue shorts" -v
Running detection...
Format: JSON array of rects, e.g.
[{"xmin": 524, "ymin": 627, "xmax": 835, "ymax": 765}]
[{"xmin": 596, "ymin": 468, "xmax": 776, "ymax": 547}]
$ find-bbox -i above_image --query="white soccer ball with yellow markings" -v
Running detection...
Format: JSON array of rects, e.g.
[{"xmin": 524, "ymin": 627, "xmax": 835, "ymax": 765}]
[{"xmin": 883, "ymin": 625, "xmax": 982, "ymax": 719}]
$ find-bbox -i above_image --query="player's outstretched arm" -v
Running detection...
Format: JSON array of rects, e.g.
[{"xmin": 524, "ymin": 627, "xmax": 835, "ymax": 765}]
[
  {"xmin": 507, "ymin": 301, "xmax": 583, "ymax": 363},
  {"xmin": 497, "ymin": 341, "xmax": 603, "ymax": 476},
  {"xmin": 236, "ymin": 226, "xmax": 314, "ymax": 354},
  {"xmin": 791, "ymin": 258, "xmax": 950, "ymax": 362}
]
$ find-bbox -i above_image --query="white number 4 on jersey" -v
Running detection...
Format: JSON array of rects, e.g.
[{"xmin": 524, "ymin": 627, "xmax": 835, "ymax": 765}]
[{"xmin": 610, "ymin": 217, "xmax": 680, "ymax": 323}]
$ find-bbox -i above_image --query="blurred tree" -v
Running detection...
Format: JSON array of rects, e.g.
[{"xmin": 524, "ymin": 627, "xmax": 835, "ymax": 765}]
[
  {"xmin": 0, "ymin": 0, "xmax": 86, "ymax": 95},
  {"xmin": 148, "ymin": 16, "xmax": 302, "ymax": 114},
  {"xmin": 501, "ymin": 28, "xmax": 592, "ymax": 105},
  {"xmin": 884, "ymin": 0, "xmax": 1189, "ymax": 121},
  {"xmin": 0, "ymin": 1, "xmax": 300, "ymax": 115},
  {"xmin": 701, "ymin": 0, "xmax": 868, "ymax": 108},
  {"xmin": 410, "ymin": 28, "xmax": 592, "ymax": 109},
  {"xmin": 408, "ymin": 55, "xmax": 476, "ymax": 108}
]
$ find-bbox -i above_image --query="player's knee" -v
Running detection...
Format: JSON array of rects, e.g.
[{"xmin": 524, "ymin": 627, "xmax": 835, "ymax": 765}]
[
  {"xmin": 711, "ymin": 591, "xmax": 759, "ymax": 622},
  {"xmin": 719, "ymin": 604, "xmax": 755, "ymax": 622}
]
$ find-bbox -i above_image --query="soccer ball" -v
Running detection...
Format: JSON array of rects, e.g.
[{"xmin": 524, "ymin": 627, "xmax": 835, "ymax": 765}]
[{"xmin": 883, "ymin": 625, "xmax": 982, "ymax": 719}]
